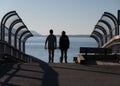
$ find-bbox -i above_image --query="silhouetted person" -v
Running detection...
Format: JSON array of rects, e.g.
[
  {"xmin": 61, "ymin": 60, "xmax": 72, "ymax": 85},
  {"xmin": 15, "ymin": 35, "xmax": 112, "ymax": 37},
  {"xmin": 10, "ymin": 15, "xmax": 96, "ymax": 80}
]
[
  {"xmin": 45, "ymin": 29, "xmax": 57, "ymax": 63},
  {"xmin": 59, "ymin": 31, "xmax": 70, "ymax": 63}
]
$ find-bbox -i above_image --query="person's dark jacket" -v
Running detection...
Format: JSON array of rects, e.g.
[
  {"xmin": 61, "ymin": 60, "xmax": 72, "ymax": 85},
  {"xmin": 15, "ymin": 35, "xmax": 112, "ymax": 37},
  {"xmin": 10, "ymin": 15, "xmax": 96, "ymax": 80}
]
[{"xmin": 59, "ymin": 35, "xmax": 70, "ymax": 50}]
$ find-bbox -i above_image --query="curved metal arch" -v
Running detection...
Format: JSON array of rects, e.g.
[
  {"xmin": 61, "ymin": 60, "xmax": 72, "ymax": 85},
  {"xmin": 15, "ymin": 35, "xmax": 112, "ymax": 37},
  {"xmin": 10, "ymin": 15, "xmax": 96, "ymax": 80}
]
[
  {"xmin": 95, "ymin": 25, "xmax": 107, "ymax": 43},
  {"xmin": 98, "ymin": 20, "xmax": 113, "ymax": 38},
  {"xmin": 9, "ymin": 19, "xmax": 22, "ymax": 31},
  {"xmin": 103, "ymin": 12, "xmax": 118, "ymax": 35},
  {"xmin": 92, "ymin": 31, "xmax": 104, "ymax": 46},
  {"xmin": 1, "ymin": 11, "xmax": 16, "ymax": 24},
  {"xmin": 23, "ymin": 33, "xmax": 33, "ymax": 53},
  {"xmin": 20, "ymin": 31, "xmax": 31, "ymax": 41},
  {"xmin": 19, "ymin": 30, "xmax": 31, "ymax": 51},
  {"xmin": 14, "ymin": 25, "xmax": 27, "ymax": 48},
  {"xmin": 118, "ymin": 10, "xmax": 120, "ymax": 25},
  {"xmin": 8, "ymin": 19, "xmax": 22, "ymax": 44},
  {"xmin": 23, "ymin": 34, "xmax": 33, "ymax": 43},
  {"xmin": 1, "ymin": 11, "xmax": 17, "ymax": 40},
  {"xmin": 90, "ymin": 34, "xmax": 101, "ymax": 47}
]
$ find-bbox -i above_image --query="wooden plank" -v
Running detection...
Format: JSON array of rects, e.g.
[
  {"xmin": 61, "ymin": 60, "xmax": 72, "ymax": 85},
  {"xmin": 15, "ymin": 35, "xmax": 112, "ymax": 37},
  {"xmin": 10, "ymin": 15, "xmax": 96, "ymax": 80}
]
[{"xmin": 80, "ymin": 47, "xmax": 112, "ymax": 54}]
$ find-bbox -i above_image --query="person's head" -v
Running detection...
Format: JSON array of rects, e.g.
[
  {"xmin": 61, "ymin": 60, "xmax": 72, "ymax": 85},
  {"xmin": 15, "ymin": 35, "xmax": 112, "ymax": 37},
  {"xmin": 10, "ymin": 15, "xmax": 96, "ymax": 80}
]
[
  {"xmin": 49, "ymin": 29, "xmax": 53, "ymax": 34},
  {"xmin": 62, "ymin": 31, "xmax": 66, "ymax": 36}
]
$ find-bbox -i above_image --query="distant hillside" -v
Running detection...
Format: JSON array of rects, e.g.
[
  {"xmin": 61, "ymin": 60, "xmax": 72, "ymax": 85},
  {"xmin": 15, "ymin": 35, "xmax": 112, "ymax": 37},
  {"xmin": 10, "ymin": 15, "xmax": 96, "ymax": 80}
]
[
  {"xmin": 42, "ymin": 34, "xmax": 90, "ymax": 37},
  {"xmin": 3, "ymin": 29, "xmax": 41, "ymax": 36},
  {"xmin": 31, "ymin": 30, "xmax": 41, "ymax": 36},
  {"xmin": 67, "ymin": 35, "xmax": 90, "ymax": 37}
]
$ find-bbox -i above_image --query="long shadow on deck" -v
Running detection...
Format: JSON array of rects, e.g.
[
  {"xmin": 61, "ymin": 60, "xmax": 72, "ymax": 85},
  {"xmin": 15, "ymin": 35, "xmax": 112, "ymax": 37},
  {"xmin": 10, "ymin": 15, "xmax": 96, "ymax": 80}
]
[
  {"xmin": 0, "ymin": 60, "xmax": 59, "ymax": 86},
  {"xmin": 0, "ymin": 63, "xmax": 19, "ymax": 86},
  {"xmin": 39, "ymin": 61, "xmax": 59, "ymax": 86}
]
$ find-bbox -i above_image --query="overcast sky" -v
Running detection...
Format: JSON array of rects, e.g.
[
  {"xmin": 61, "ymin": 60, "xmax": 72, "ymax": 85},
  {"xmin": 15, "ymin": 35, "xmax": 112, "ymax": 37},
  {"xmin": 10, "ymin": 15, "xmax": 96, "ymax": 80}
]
[{"xmin": 0, "ymin": 0, "xmax": 120, "ymax": 35}]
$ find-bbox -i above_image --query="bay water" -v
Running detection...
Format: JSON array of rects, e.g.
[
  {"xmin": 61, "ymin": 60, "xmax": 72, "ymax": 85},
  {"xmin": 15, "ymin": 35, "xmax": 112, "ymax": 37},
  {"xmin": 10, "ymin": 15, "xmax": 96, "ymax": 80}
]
[{"xmin": 26, "ymin": 36, "xmax": 97, "ymax": 63}]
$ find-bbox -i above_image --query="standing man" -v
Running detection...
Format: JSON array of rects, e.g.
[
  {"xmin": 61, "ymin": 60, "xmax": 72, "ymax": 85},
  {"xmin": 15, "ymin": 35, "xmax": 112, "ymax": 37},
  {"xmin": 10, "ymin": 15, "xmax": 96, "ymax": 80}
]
[
  {"xmin": 45, "ymin": 29, "xmax": 57, "ymax": 63},
  {"xmin": 59, "ymin": 31, "xmax": 70, "ymax": 63}
]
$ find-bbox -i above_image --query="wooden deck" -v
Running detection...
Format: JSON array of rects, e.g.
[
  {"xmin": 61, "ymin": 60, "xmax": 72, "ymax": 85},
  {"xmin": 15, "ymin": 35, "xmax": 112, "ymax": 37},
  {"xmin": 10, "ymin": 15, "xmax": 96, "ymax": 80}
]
[{"xmin": 1, "ymin": 61, "xmax": 120, "ymax": 86}]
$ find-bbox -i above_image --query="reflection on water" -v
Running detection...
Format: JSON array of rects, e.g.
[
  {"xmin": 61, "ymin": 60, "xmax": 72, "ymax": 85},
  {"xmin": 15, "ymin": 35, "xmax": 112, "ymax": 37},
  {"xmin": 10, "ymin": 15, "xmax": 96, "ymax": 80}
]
[{"xmin": 26, "ymin": 36, "xmax": 97, "ymax": 63}]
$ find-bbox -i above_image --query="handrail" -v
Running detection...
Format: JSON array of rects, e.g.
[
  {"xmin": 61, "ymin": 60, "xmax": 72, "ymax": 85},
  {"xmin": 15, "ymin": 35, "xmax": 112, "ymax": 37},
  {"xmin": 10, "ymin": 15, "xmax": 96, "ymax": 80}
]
[
  {"xmin": 90, "ymin": 10, "xmax": 120, "ymax": 54},
  {"xmin": 0, "ymin": 11, "xmax": 37, "ymax": 63},
  {"xmin": 0, "ymin": 41, "xmax": 40, "ymax": 63}
]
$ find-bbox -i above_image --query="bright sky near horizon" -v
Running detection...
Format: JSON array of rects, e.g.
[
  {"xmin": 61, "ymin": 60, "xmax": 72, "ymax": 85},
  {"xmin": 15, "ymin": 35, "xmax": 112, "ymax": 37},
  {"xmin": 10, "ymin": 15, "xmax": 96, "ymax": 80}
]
[{"xmin": 0, "ymin": 0, "xmax": 120, "ymax": 35}]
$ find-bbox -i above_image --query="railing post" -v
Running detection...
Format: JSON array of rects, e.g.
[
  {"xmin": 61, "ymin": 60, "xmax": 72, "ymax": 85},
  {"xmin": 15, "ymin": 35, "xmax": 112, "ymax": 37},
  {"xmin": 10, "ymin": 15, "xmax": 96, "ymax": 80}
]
[
  {"xmin": 0, "ymin": 11, "xmax": 35, "ymax": 63},
  {"xmin": 118, "ymin": 10, "xmax": 120, "ymax": 34}
]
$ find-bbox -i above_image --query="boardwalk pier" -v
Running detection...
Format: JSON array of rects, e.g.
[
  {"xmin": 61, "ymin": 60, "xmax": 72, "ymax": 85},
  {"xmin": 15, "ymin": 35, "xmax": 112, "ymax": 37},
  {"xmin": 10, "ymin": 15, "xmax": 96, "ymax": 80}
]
[{"xmin": 1, "ymin": 10, "xmax": 120, "ymax": 86}]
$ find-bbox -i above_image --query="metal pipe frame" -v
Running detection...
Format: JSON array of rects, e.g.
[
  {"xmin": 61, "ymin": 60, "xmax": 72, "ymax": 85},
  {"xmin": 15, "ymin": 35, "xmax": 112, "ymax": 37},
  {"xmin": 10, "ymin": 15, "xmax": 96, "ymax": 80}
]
[
  {"xmin": 90, "ymin": 34, "xmax": 101, "ymax": 47},
  {"xmin": 14, "ymin": 25, "xmax": 27, "ymax": 48},
  {"xmin": 95, "ymin": 25, "xmax": 107, "ymax": 43},
  {"xmin": 103, "ymin": 12, "xmax": 119, "ymax": 35},
  {"xmin": 94, "ymin": 28, "xmax": 105, "ymax": 44},
  {"xmin": 0, "ymin": 11, "xmax": 35, "ymax": 62},
  {"xmin": 118, "ymin": 10, "xmax": 120, "ymax": 25},
  {"xmin": 23, "ymin": 33, "xmax": 33, "ymax": 53},
  {"xmin": 19, "ymin": 31, "xmax": 31, "ymax": 51},
  {"xmin": 1, "ymin": 11, "xmax": 33, "ymax": 54},
  {"xmin": 92, "ymin": 31, "xmax": 104, "ymax": 46},
  {"xmin": 8, "ymin": 19, "xmax": 22, "ymax": 45},
  {"xmin": 98, "ymin": 20, "xmax": 113, "ymax": 38},
  {"xmin": 0, "ymin": 11, "xmax": 17, "ymax": 41}
]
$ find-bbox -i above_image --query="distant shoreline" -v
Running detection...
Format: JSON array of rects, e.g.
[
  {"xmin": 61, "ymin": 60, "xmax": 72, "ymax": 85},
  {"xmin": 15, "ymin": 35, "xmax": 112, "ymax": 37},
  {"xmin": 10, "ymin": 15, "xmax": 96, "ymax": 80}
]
[
  {"xmin": 34, "ymin": 35, "xmax": 90, "ymax": 37},
  {"xmin": 67, "ymin": 35, "xmax": 90, "ymax": 37},
  {"xmin": 31, "ymin": 30, "xmax": 90, "ymax": 37}
]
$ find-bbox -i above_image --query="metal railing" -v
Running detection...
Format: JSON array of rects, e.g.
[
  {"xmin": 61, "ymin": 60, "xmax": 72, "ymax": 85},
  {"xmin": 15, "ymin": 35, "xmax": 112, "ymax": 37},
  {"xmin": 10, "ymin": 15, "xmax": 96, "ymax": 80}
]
[
  {"xmin": 0, "ymin": 11, "xmax": 40, "ymax": 63},
  {"xmin": 90, "ymin": 10, "xmax": 120, "ymax": 53}
]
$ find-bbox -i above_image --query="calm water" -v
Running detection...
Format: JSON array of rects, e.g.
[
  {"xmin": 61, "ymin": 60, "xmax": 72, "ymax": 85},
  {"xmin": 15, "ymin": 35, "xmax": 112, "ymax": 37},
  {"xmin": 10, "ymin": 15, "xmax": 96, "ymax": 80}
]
[{"xmin": 26, "ymin": 36, "xmax": 97, "ymax": 63}]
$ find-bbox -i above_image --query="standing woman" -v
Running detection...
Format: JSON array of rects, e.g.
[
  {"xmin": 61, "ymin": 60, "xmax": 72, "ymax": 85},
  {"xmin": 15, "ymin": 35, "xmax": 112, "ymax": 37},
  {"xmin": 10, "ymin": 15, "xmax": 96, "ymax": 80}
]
[{"xmin": 59, "ymin": 31, "xmax": 70, "ymax": 63}]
